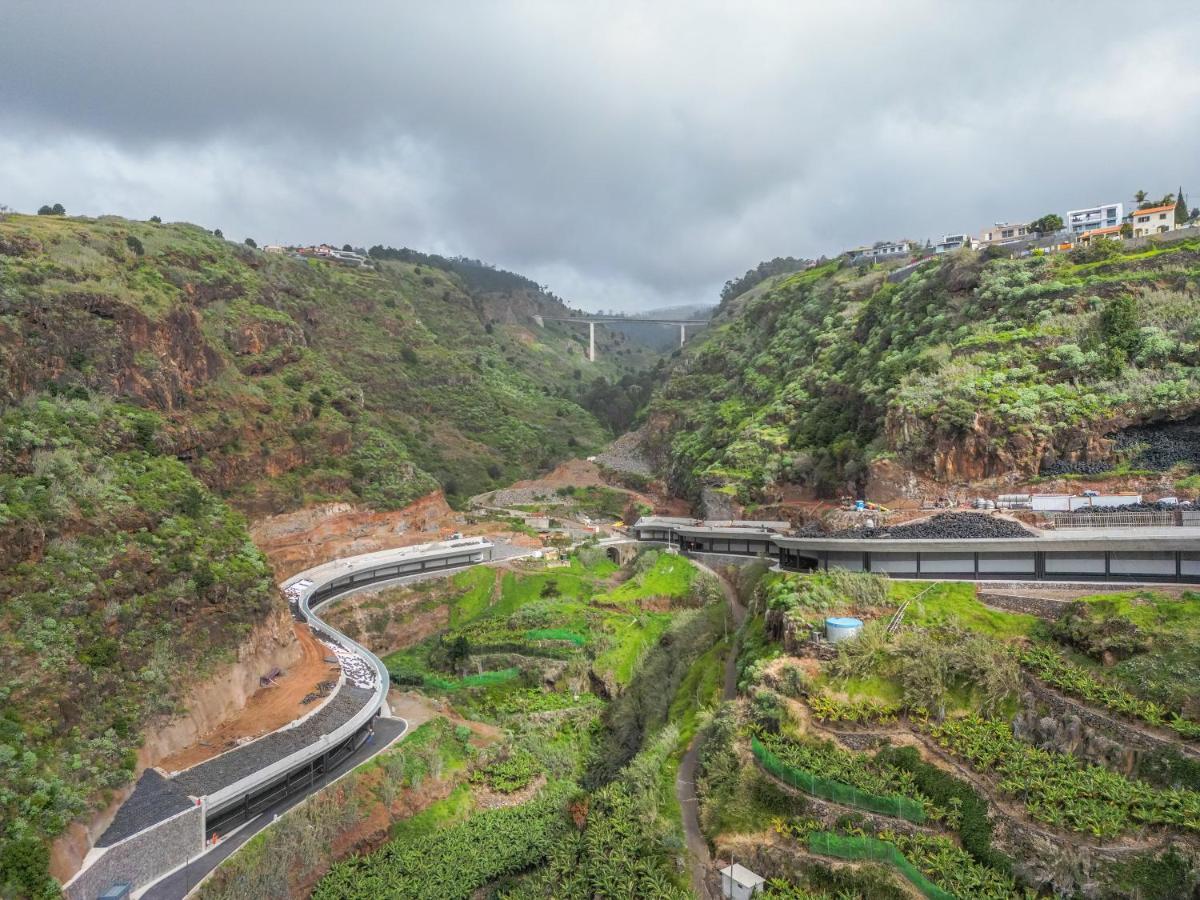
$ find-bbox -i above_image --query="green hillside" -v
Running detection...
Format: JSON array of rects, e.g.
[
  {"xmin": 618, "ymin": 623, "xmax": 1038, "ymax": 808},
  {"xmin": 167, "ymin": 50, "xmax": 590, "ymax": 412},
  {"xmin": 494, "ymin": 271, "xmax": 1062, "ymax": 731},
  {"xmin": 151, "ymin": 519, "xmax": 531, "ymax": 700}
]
[
  {"xmin": 0, "ymin": 212, "xmax": 660, "ymax": 894},
  {"xmin": 652, "ymin": 239, "xmax": 1200, "ymax": 503},
  {"xmin": 0, "ymin": 213, "xmax": 651, "ymax": 513}
]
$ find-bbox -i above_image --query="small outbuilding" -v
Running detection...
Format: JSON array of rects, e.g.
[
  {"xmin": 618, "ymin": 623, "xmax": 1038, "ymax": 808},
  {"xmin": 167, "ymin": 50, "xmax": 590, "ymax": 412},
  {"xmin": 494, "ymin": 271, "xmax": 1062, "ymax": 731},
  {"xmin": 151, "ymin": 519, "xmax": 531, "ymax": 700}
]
[{"xmin": 720, "ymin": 863, "xmax": 766, "ymax": 899}]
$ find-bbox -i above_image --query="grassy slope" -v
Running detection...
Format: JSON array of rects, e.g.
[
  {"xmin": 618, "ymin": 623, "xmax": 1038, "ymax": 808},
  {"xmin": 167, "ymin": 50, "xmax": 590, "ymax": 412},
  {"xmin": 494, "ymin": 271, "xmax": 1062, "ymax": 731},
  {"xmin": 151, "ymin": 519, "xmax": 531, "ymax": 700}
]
[
  {"xmin": 0, "ymin": 211, "xmax": 650, "ymax": 893},
  {"xmin": 0, "ymin": 212, "xmax": 646, "ymax": 512},
  {"xmin": 653, "ymin": 241, "xmax": 1200, "ymax": 501}
]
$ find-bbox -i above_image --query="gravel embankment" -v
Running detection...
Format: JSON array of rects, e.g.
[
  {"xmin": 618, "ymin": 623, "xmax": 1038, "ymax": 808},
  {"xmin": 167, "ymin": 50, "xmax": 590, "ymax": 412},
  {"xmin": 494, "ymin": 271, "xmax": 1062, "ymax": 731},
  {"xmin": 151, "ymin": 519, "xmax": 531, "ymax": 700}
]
[
  {"xmin": 831, "ymin": 512, "xmax": 1035, "ymax": 540},
  {"xmin": 1041, "ymin": 416, "xmax": 1200, "ymax": 475},
  {"xmin": 1057, "ymin": 501, "xmax": 1188, "ymax": 516},
  {"xmin": 594, "ymin": 429, "xmax": 654, "ymax": 477},
  {"xmin": 96, "ymin": 770, "xmax": 193, "ymax": 846},
  {"xmin": 170, "ymin": 684, "xmax": 374, "ymax": 797}
]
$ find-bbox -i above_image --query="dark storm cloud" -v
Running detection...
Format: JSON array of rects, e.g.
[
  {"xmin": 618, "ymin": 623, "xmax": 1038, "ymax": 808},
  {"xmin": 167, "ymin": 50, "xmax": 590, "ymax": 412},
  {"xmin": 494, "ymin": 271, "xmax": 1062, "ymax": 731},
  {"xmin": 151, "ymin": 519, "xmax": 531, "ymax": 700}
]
[{"xmin": 3, "ymin": 1, "xmax": 1200, "ymax": 310}]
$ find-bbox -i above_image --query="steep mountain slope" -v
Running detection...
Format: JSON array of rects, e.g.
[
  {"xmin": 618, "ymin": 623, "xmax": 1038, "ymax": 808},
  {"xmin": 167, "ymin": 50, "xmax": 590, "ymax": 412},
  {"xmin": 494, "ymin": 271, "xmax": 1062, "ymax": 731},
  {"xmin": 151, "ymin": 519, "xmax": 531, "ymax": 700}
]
[
  {"xmin": 0, "ymin": 396, "xmax": 279, "ymax": 896},
  {"xmin": 0, "ymin": 213, "xmax": 647, "ymax": 513},
  {"xmin": 652, "ymin": 238, "xmax": 1200, "ymax": 507}
]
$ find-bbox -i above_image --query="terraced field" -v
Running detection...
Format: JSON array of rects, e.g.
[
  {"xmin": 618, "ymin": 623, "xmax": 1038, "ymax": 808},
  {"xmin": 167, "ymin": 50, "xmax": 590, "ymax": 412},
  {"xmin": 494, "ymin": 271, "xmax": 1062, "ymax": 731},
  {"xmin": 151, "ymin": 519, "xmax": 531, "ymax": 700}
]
[{"xmin": 698, "ymin": 569, "xmax": 1200, "ymax": 898}]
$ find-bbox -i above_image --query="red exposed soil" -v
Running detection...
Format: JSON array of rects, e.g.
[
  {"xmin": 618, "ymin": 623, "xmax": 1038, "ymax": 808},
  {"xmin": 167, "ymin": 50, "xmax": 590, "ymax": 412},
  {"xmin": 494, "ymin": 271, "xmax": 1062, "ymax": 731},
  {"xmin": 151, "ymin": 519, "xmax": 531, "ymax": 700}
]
[
  {"xmin": 158, "ymin": 623, "xmax": 337, "ymax": 771},
  {"xmin": 249, "ymin": 491, "xmax": 539, "ymax": 579}
]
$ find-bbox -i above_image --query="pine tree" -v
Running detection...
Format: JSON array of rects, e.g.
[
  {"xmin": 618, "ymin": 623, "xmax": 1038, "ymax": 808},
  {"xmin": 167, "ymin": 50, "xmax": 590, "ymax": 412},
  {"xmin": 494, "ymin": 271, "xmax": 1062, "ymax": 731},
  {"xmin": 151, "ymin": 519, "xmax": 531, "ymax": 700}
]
[{"xmin": 1175, "ymin": 186, "xmax": 1188, "ymax": 225}]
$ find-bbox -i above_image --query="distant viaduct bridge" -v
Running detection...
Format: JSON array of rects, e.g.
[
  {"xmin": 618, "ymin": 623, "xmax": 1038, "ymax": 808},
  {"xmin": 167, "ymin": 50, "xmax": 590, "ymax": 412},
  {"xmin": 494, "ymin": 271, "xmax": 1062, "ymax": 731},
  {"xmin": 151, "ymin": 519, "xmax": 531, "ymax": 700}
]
[{"xmin": 532, "ymin": 315, "xmax": 710, "ymax": 361}]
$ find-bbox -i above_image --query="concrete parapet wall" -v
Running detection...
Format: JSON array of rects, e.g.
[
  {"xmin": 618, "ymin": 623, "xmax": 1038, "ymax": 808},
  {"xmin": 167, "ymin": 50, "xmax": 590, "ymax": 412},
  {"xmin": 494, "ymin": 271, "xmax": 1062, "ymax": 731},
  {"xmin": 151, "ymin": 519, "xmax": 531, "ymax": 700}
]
[
  {"xmin": 63, "ymin": 806, "xmax": 203, "ymax": 900},
  {"xmin": 682, "ymin": 550, "xmax": 771, "ymax": 571}
]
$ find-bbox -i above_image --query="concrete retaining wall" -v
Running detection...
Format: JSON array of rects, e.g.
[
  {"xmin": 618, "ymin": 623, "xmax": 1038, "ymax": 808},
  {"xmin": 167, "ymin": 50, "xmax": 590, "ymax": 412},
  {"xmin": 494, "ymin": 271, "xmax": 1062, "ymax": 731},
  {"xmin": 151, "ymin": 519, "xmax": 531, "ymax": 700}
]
[{"xmin": 63, "ymin": 806, "xmax": 203, "ymax": 900}]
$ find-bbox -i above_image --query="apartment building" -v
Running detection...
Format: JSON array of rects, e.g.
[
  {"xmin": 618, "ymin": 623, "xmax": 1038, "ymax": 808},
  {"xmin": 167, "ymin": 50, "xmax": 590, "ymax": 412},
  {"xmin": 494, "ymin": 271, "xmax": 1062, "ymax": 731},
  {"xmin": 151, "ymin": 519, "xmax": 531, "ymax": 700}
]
[{"xmin": 1066, "ymin": 202, "xmax": 1123, "ymax": 234}]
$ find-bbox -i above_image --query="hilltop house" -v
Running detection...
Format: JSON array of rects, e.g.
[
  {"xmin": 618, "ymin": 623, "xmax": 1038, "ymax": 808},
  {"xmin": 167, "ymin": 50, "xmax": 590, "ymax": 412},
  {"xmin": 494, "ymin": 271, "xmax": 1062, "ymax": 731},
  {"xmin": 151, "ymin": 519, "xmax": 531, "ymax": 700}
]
[
  {"xmin": 1130, "ymin": 203, "xmax": 1178, "ymax": 237},
  {"xmin": 846, "ymin": 240, "xmax": 913, "ymax": 263},
  {"xmin": 934, "ymin": 233, "xmax": 971, "ymax": 253},
  {"xmin": 976, "ymin": 222, "xmax": 1029, "ymax": 246},
  {"xmin": 1066, "ymin": 202, "xmax": 1123, "ymax": 234}
]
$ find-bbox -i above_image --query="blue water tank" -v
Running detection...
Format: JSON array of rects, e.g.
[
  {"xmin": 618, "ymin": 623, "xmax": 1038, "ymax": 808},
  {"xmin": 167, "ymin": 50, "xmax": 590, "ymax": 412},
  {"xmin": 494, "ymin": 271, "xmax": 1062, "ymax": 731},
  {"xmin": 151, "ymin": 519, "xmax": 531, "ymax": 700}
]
[{"xmin": 825, "ymin": 616, "xmax": 864, "ymax": 643}]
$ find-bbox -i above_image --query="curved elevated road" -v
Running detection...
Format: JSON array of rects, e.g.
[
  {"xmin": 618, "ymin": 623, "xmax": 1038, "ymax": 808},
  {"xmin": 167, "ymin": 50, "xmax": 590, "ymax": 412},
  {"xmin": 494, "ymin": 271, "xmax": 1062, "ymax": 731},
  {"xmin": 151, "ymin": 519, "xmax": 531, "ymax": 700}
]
[{"xmin": 80, "ymin": 540, "xmax": 529, "ymax": 900}]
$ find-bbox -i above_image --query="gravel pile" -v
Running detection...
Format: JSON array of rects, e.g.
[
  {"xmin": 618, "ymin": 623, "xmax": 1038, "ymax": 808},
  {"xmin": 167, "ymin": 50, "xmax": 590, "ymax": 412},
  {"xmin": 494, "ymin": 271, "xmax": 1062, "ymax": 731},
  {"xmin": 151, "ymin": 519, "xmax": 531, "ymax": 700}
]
[
  {"xmin": 97, "ymin": 770, "xmax": 192, "ymax": 845},
  {"xmin": 594, "ymin": 429, "xmax": 655, "ymax": 477},
  {"xmin": 1056, "ymin": 501, "xmax": 1190, "ymax": 515},
  {"xmin": 321, "ymin": 639, "xmax": 376, "ymax": 689},
  {"xmin": 1041, "ymin": 415, "xmax": 1200, "ymax": 475},
  {"xmin": 171, "ymin": 684, "xmax": 374, "ymax": 795},
  {"xmin": 792, "ymin": 521, "xmax": 831, "ymax": 537},
  {"xmin": 832, "ymin": 512, "xmax": 1034, "ymax": 540}
]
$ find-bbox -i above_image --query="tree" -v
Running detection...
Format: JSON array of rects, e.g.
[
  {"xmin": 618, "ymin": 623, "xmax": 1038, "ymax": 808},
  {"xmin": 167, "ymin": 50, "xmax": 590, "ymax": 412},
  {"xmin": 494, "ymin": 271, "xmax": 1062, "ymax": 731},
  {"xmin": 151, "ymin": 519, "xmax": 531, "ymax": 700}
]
[
  {"xmin": 149, "ymin": 215, "xmax": 162, "ymax": 223},
  {"xmin": 1028, "ymin": 213, "xmax": 1063, "ymax": 234},
  {"xmin": 37, "ymin": 203, "xmax": 65, "ymax": 216},
  {"xmin": 1135, "ymin": 189, "xmax": 1148, "ymax": 204},
  {"xmin": 1100, "ymin": 294, "xmax": 1141, "ymax": 357},
  {"xmin": 213, "ymin": 228, "xmax": 223, "ymax": 239},
  {"xmin": 244, "ymin": 237, "xmax": 258, "ymax": 248},
  {"xmin": 1175, "ymin": 187, "xmax": 1188, "ymax": 225},
  {"xmin": 125, "ymin": 235, "xmax": 144, "ymax": 256}
]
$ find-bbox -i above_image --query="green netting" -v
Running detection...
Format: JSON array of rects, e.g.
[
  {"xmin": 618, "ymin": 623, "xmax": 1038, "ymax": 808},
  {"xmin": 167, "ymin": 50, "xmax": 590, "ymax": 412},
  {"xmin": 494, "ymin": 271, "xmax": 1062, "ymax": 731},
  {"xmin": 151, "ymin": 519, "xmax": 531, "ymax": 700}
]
[
  {"xmin": 750, "ymin": 735, "xmax": 927, "ymax": 824},
  {"xmin": 808, "ymin": 832, "xmax": 955, "ymax": 900}
]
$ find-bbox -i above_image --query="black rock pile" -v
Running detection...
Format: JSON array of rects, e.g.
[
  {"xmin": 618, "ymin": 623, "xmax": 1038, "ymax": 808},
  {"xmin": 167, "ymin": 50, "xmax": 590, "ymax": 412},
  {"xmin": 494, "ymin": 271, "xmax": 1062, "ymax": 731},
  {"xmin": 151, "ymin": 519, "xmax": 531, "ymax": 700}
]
[
  {"xmin": 832, "ymin": 512, "xmax": 1034, "ymax": 540},
  {"xmin": 1059, "ymin": 500, "xmax": 1190, "ymax": 515},
  {"xmin": 1040, "ymin": 414, "xmax": 1200, "ymax": 475}
]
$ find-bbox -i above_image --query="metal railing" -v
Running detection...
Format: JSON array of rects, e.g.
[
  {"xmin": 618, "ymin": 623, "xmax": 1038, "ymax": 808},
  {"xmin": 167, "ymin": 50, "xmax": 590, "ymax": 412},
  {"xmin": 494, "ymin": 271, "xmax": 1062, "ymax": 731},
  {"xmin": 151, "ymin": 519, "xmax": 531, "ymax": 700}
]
[{"xmin": 1046, "ymin": 511, "xmax": 1177, "ymax": 529}]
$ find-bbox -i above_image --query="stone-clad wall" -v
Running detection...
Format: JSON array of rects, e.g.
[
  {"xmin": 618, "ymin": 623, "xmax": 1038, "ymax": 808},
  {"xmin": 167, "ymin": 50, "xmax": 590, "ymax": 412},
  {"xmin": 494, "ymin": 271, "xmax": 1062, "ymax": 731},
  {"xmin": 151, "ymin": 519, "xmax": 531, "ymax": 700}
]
[
  {"xmin": 1020, "ymin": 674, "xmax": 1199, "ymax": 759},
  {"xmin": 64, "ymin": 805, "xmax": 203, "ymax": 900},
  {"xmin": 977, "ymin": 591, "xmax": 1067, "ymax": 620}
]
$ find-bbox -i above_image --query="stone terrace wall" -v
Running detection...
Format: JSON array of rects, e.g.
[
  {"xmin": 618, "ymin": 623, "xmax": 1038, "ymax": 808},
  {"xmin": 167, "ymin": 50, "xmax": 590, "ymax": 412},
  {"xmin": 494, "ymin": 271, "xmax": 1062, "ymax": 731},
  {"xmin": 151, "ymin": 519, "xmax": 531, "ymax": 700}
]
[
  {"xmin": 977, "ymin": 591, "xmax": 1067, "ymax": 620},
  {"xmin": 64, "ymin": 805, "xmax": 203, "ymax": 900}
]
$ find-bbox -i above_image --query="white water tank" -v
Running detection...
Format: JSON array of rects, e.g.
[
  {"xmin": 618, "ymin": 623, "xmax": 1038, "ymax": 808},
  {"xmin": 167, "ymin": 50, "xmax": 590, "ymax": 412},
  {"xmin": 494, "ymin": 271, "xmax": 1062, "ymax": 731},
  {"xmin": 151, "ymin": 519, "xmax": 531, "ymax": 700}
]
[{"xmin": 825, "ymin": 616, "xmax": 864, "ymax": 643}]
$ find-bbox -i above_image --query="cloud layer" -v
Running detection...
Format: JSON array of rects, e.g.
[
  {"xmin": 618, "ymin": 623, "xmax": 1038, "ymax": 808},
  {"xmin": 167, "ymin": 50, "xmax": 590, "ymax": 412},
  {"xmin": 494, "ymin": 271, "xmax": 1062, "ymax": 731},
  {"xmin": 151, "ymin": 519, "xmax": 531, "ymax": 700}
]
[{"xmin": 3, "ymin": 1, "xmax": 1199, "ymax": 310}]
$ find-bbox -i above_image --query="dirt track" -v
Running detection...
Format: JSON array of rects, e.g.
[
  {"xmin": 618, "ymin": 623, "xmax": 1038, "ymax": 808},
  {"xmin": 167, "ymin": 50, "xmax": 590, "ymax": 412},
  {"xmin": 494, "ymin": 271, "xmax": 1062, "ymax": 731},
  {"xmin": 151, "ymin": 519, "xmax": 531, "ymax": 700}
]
[
  {"xmin": 159, "ymin": 623, "xmax": 337, "ymax": 770},
  {"xmin": 676, "ymin": 563, "xmax": 745, "ymax": 900}
]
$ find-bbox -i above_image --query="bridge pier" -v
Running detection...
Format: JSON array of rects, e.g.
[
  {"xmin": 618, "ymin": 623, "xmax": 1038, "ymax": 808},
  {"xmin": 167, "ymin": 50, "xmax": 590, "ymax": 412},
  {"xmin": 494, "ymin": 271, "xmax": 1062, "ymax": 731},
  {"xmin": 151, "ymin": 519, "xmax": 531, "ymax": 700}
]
[
  {"xmin": 680, "ymin": 323, "xmax": 686, "ymax": 347},
  {"xmin": 588, "ymin": 321, "xmax": 595, "ymax": 361}
]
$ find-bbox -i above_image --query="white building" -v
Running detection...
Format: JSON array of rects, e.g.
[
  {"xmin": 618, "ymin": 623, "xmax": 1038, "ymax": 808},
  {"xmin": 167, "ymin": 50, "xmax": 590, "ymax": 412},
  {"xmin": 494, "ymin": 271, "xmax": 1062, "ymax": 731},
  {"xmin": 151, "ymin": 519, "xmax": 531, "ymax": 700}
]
[
  {"xmin": 1130, "ymin": 203, "xmax": 1178, "ymax": 237},
  {"xmin": 1066, "ymin": 202, "xmax": 1123, "ymax": 235},
  {"xmin": 720, "ymin": 864, "xmax": 766, "ymax": 900},
  {"xmin": 934, "ymin": 233, "xmax": 971, "ymax": 253},
  {"xmin": 846, "ymin": 240, "xmax": 913, "ymax": 263}
]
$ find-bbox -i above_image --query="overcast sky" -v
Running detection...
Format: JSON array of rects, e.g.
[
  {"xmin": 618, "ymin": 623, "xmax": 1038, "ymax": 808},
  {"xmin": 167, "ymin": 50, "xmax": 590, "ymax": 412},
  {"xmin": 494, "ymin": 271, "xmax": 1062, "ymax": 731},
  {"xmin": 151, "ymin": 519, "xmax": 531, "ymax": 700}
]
[{"xmin": 3, "ymin": 2, "xmax": 1199, "ymax": 311}]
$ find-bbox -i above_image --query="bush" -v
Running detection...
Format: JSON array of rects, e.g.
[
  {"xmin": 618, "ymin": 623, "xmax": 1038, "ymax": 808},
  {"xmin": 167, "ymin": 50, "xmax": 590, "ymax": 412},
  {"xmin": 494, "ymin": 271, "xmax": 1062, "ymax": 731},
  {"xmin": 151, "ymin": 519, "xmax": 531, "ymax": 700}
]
[
  {"xmin": 0, "ymin": 837, "xmax": 55, "ymax": 899},
  {"xmin": 875, "ymin": 745, "xmax": 1009, "ymax": 872},
  {"xmin": 1050, "ymin": 600, "xmax": 1148, "ymax": 661}
]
